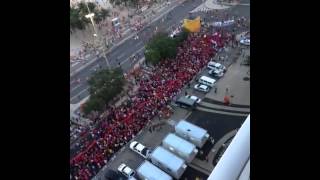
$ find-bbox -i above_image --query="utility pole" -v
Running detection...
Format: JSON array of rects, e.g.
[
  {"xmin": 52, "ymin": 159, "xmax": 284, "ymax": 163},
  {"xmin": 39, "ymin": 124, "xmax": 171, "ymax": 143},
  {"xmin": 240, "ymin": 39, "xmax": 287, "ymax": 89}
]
[{"xmin": 85, "ymin": 1, "xmax": 111, "ymax": 69}]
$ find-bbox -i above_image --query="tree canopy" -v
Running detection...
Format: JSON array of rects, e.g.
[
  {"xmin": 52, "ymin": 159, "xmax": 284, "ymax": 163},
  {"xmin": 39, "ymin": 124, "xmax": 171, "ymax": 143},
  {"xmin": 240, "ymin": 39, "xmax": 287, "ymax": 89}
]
[
  {"xmin": 144, "ymin": 28, "xmax": 190, "ymax": 65},
  {"xmin": 70, "ymin": 2, "xmax": 110, "ymax": 31},
  {"xmin": 83, "ymin": 68, "xmax": 125, "ymax": 115}
]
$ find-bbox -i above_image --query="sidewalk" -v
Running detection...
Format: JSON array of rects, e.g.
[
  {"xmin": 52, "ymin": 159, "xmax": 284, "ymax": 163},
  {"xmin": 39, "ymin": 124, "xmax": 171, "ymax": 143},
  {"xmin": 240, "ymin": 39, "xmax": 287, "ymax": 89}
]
[{"xmin": 204, "ymin": 45, "xmax": 250, "ymax": 106}]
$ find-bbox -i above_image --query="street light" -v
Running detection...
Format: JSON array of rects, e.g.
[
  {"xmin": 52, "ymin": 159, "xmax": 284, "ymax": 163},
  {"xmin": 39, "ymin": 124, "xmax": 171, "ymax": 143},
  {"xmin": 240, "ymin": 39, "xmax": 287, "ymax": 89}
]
[{"xmin": 85, "ymin": 2, "xmax": 111, "ymax": 70}]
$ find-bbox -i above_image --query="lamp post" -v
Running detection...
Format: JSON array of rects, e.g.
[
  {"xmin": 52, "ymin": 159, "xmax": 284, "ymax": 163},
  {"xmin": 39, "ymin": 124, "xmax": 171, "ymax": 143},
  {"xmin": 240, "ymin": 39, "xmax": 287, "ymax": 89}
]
[{"xmin": 85, "ymin": 2, "xmax": 111, "ymax": 70}]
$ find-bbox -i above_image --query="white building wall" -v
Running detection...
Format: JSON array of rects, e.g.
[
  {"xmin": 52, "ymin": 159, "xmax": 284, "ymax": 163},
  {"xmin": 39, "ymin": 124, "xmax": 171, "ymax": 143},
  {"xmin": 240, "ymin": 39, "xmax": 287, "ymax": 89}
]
[{"xmin": 207, "ymin": 115, "xmax": 250, "ymax": 180}]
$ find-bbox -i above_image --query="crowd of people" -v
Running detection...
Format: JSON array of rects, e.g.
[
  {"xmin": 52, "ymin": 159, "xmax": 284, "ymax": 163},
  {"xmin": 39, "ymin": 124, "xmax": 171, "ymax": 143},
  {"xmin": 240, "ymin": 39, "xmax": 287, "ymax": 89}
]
[{"xmin": 70, "ymin": 28, "xmax": 231, "ymax": 179}]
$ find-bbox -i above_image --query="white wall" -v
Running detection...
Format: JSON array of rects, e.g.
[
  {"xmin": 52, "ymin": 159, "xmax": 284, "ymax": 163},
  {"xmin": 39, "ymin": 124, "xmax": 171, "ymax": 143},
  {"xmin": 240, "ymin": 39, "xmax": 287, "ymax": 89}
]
[{"xmin": 207, "ymin": 115, "xmax": 250, "ymax": 180}]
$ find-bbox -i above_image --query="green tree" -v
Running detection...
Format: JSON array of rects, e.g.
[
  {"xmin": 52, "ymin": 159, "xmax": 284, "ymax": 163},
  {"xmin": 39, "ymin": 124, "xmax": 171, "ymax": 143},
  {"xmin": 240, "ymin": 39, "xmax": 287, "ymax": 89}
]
[
  {"xmin": 145, "ymin": 32, "xmax": 183, "ymax": 65},
  {"xmin": 70, "ymin": 2, "xmax": 110, "ymax": 31},
  {"xmin": 94, "ymin": 8, "xmax": 110, "ymax": 23},
  {"xmin": 70, "ymin": 7, "xmax": 89, "ymax": 30},
  {"xmin": 144, "ymin": 49, "xmax": 161, "ymax": 65},
  {"xmin": 83, "ymin": 68, "xmax": 125, "ymax": 115},
  {"xmin": 173, "ymin": 27, "xmax": 190, "ymax": 45}
]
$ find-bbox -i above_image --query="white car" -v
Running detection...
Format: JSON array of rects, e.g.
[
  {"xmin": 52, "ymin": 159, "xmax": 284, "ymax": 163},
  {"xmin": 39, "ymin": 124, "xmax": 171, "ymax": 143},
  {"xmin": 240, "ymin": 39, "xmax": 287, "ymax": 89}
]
[
  {"xmin": 194, "ymin": 84, "xmax": 210, "ymax": 93},
  {"xmin": 185, "ymin": 95, "xmax": 201, "ymax": 104},
  {"xmin": 207, "ymin": 61, "xmax": 226, "ymax": 72},
  {"xmin": 117, "ymin": 163, "xmax": 136, "ymax": 178},
  {"xmin": 129, "ymin": 141, "xmax": 151, "ymax": 158},
  {"xmin": 240, "ymin": 38, "xmax": 250, "ymax": 46},
  {"xmin": 209, "ymin": 69, "xmax": 224, "ymax": 78}
]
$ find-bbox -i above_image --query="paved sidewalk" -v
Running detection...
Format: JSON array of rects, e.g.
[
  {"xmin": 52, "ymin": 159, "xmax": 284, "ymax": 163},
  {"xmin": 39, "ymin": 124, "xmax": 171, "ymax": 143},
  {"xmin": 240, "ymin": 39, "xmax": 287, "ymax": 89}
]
[{"xmin": 205, "ymin": 46, "xmax": 250, "ymax": 106}]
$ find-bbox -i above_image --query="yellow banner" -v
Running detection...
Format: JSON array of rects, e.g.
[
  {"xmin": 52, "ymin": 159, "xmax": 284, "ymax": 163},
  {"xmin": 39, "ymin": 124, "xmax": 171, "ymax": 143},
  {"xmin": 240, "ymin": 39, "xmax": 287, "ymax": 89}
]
[{"xmin": 183, "ymin": 16, "xmax": 201, "ymax": 32}]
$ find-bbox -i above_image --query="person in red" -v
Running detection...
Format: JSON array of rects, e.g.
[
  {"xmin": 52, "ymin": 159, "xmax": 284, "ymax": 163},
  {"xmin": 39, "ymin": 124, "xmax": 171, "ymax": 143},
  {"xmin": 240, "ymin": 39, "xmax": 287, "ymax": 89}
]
[{"xmin": 224, "ymin": 96, "xmax": 230, "ymax": 105}]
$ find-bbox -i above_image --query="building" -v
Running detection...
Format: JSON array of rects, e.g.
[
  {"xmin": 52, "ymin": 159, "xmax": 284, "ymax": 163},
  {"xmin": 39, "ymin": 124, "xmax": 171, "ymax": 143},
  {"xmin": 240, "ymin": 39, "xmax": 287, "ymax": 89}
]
[{"xmin": 207, "ymin": 115, "xmax": 250, "ymax": 180}]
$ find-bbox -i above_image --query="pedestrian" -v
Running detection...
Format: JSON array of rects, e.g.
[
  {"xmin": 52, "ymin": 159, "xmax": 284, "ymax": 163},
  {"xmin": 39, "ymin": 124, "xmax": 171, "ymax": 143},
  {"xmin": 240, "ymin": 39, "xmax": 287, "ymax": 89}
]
[
  {"xmin": 205, "ymin": 155, "xmax": 209, "ymax": 162},
  {"xmin": 226, "ymin": 88, "xmax": 229, "ymax": 93},
  {"xmin": 214, "ymin": 87, "xmax": 217, "ymax": 94},
  {"xmin": 185, "ymin": 91, "xmax": 188, "ymax": 96}
]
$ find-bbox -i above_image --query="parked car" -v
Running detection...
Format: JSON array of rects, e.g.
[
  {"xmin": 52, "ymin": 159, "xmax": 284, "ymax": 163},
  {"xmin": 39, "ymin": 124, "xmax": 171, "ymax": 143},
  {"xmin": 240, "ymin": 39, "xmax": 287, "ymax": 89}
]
[
  {"xmin": 209, "ymin": 69, "xmax": 224, "ymax": 78},
  {"xmin": 129, "ymin": 141, "xmax": 151, "ymax": 158},
  {"xmin": 207, "ymin": 61, "xmax": 226, "ymax": 72},
  {"xmin": 117, "ymin": 163, "xmax": 136, "ymax": 178},
  {"xmin": 185, "ymin": 95, "xmax": 201, "ymax": 104},
  {"xmin": 194, "ymin": 84, "xmax": 210, "ymax": 93},
  {"xmin": 240, "ymin": 38, "xmax": 250, "ymax": 46}
]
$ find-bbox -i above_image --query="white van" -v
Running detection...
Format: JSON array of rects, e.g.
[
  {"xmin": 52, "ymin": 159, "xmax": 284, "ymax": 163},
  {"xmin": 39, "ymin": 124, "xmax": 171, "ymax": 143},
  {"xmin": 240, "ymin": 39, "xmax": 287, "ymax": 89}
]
[
  {"xmin": 162, "ymin": 133, "xmax": 198, "ymax": 163},
  {"xmin": 198, "ymin": 76, "xmax": 216, "ymax": 87},
  {"xmin": 207, "ymin": 61, "xmax": 226, "ymax": 72},
  {"xmin": 175, "ymin": 120, "xmax": 210, "ymax": 148},
  {"xmin": 136, "ymin": 161, "xmax": 172, "ymax": 180},
  {"xmin": 149, "ymin": 146, "xmax": 187, "ymax": 179}
]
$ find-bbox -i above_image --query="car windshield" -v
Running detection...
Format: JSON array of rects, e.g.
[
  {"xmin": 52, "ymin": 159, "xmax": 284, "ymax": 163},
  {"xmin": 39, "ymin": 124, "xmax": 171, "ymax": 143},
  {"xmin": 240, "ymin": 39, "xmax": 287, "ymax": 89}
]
[
  {"xmin": 133, "ymin": 143, "xmax": 139, "ymax": 149},
  {"xmin": 141, "ymin": 148, "xmax": 148, "ymax": 156}
]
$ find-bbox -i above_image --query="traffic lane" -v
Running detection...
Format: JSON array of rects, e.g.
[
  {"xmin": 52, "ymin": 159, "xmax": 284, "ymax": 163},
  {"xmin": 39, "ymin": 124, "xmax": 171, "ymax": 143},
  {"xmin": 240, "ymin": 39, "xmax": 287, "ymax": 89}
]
[
  {"xmin": 70, "ymin": 46, "xmax": 145, "ymax": 103},
  {"xmin": 70, "ymin": 88, "xmax": 89, "ymax": 104},
  {"xmin": 70, "ymin": 57, "xmax": 105, "ymax": 86},
  {"xmin": 108, "ymin": 40, "xmax": 145, "ymax": 66},
  {"xmin": 186, "ymin": 111, "xmax": 246, "ymax": 143}
]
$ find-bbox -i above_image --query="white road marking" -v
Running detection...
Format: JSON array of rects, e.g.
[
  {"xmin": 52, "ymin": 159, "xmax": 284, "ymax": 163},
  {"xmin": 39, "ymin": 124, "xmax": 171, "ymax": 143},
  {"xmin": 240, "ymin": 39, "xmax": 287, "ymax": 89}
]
[
  {"xmin": 120, "ymin": 46, "xmax": 145, "ymax": 65},
  {"xmin": 71, "ymin": 84, "xmax": 82, "ymax": 92},
  {"xmin": 70, "ymin": 87, "xmax": 90, "ymax": 101}
]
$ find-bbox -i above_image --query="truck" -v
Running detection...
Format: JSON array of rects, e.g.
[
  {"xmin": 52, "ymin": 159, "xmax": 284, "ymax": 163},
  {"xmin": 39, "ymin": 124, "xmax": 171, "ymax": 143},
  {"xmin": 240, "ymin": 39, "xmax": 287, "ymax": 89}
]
[
  {"xmin": 149, "ymin": 146, "xmax": 187, "ymax": 179},
  {"xmin": 162, "ymin": 133, "xmax": 198, "ymax": 163},
  {"xmin": 136, "ymin": 160, "xmax": 172, "ymax": 180},
  {"xmin": 175, "ymin": 120, "xmax": 210, "ymax": 148}
]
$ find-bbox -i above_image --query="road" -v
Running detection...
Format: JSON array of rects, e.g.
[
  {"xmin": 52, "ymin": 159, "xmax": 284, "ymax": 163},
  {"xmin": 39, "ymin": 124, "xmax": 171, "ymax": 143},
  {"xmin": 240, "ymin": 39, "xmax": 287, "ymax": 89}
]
[{"xmin": 70, "ymin": 0, "xmax": 204, "ymax": 104}]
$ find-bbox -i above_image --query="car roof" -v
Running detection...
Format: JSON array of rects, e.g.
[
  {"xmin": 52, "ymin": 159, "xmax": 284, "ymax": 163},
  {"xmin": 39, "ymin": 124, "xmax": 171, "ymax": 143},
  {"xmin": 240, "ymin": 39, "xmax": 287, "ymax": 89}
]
[
  {"xmin": 199, "ymin": 84, "xmax": 208, "ymax": 89},
  {"xmin": 136, "ymin": 143, "xmax": 145, "ymax": 151},
  {"xmin": 150, "ymin": 147, "xmax": 185, "ymax": 172},
  {"xmin": 130, "ymin": 141, "xmax": 138, "ymax": 149},
  {"xmin": 188, "ymin": 95, "xmax": 198, "ymax": 100},
  {"xmin": 123, "ymin": 166, "xmax": 133, "ymax": 174},
  {"xmin": 118, "ymin": 163, "xmax": 127, "ymax": 171}
]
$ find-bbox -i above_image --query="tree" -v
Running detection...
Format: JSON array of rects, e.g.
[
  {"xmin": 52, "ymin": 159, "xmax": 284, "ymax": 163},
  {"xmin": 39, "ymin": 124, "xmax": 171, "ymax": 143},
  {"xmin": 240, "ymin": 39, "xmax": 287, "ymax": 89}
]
[
  {"xmin": 94, "ymin": 8, "xmax": 110, "ymax": 23},
  {"xmin": 83, "ymin": 68, "xmax": 125, "ymax": 115},
  {"xmin": 144, "ymin": 49, "xmax": 161, "ymax": 65},
  {"xmin": 70, "ymin": 2, "xmax": 110, "ymax": 31},
  {"xmin": 174, "ymin": 27, "xmax": 190, "ymax": 45},
  {"xmin": 70, "ymin": 7, "xmax": 89, "ymax": 30},
  {"xmin": 145, "ymin": 32, "xmax": 182, "ymax": 65}
]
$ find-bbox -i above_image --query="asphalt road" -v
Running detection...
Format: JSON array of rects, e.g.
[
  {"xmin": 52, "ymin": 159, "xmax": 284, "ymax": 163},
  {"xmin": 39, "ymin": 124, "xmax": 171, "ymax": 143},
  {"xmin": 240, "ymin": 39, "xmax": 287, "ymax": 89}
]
[
  {"xmin": 70, "ymin": 0, "xmax": 204, "ymax": 104},
  {"xmin": 186, "ymin": 110, "xmax": 246, "ymax": 143}
]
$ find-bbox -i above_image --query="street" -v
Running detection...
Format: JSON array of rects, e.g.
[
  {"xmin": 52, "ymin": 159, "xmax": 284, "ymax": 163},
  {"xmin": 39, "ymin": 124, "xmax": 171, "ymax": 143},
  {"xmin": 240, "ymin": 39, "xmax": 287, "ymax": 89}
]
[
  {"xmin": 70, "ymin": 0, "xmax": 250, "ymax": 179},
  {"xmin": 70, "ymin": 0, "xmax": 204, "ymax": 104}
]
